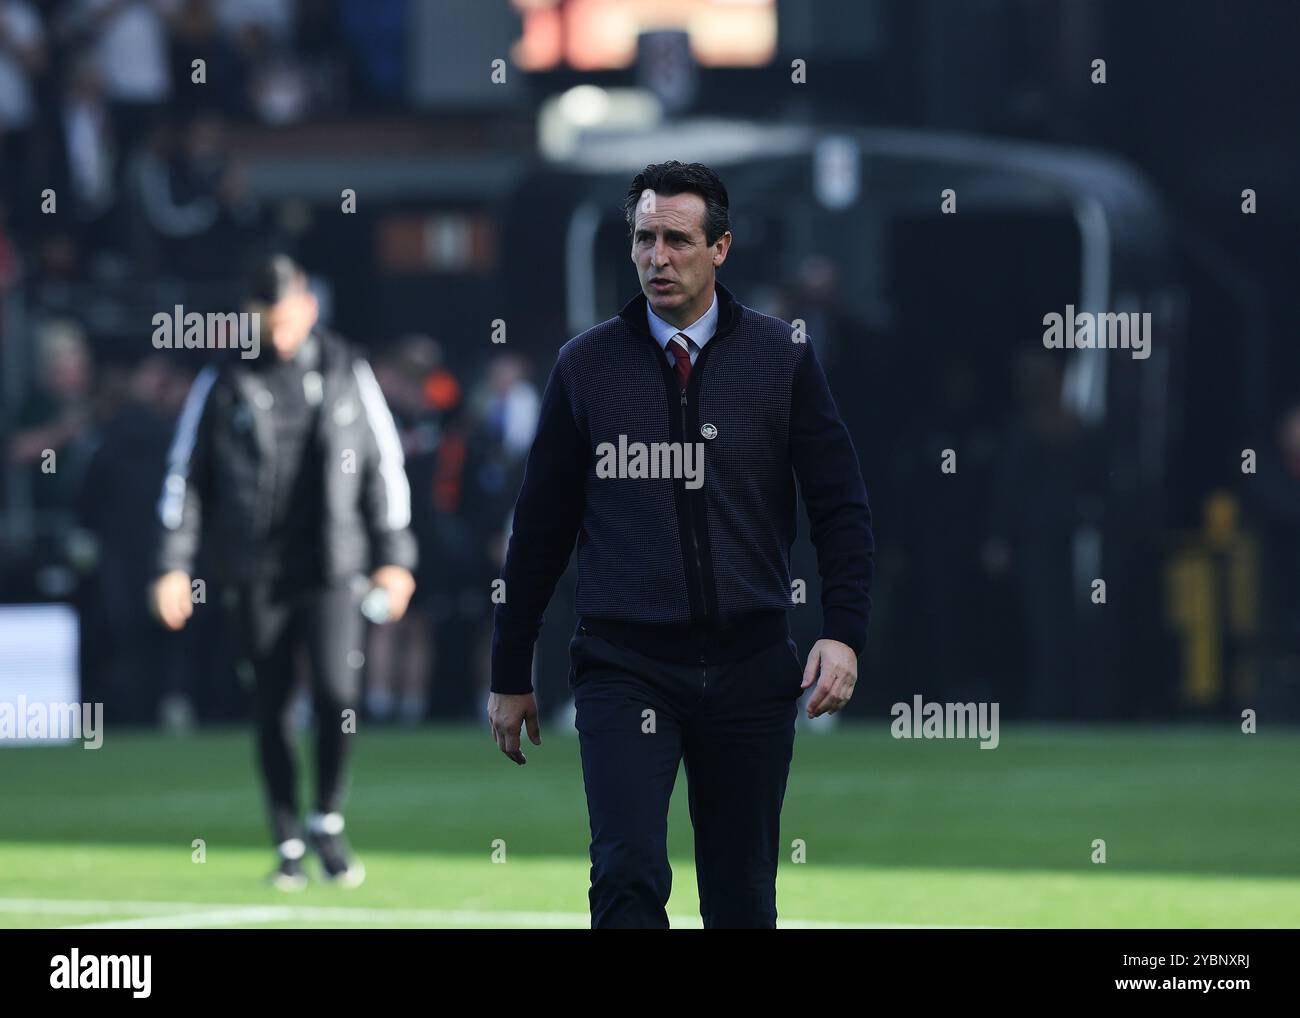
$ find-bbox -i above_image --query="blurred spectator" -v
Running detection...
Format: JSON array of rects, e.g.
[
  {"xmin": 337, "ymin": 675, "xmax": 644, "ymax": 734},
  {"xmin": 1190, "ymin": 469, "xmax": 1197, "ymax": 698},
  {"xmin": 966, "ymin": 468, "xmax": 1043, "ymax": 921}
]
[
  {"xmin": 62, "ymin": 0, "xmax": 177, "ymax": 160},
  {"xmin": 293, "ymin": 0, "xmax": 351, "ymax": 108},
  {"xmin": 773, "ymin": 255, "xmax": 889, "ymax": 664},
  {"xmin": 0, "ymin": 0, "xmax": 47, "ymax": 219},
  {"xmin": 0, "ymin": 0, "xmax": 42, "ymax": 127},
  {"xmin": 468, "ymin": 352, "xmax": 539, "ymax": 578},
  {"xmin": 126, "ymin": 110, "xmax": 259, "ymax": 272},
  {"xmin": 219, "ymin": 0, "xmax": 312, "ymax": 125},
  {"xmin": 168, "ymin": 0, "xmax": 244, "ymax": 118},
  {"xmin": 366, "ymin": 334, "xmax": 440, "ymax": 723},
  {"xmin": 336, "ymin": 0, "xmax": 404, "ymax": 106},
  {"xmin": 76, "ymin": 354, "xmax": 193, "ymax": 723},
  {"xmin": 48, "ymin": 53, "xmax": 118, "ymax": 247},
  {"xmin": 891, "ymin": 357, "xmax": 1002, "ymax": 706},
  {"xmin": 7, "ymin": 318, "xmax": 97, "ymax": 514},
  {"xmin": 1244, "ymin": 404, "xmax": 1300, "ymax": 652},
  {"xmin": 0, "ymin": 200, "xmax": 21, "ymax": 289},
  {"xmin": 214, "ymin": 0, "xmax": 293, "ymax": 43},
  {"xmin": 474, "ymin": 353, "xmax": 539, "ymax": 461},
  {"xmin": 464, "ymin": 352, "xmax": 539, "ymax": 698},
  {"xmin": 983, "ymin": 349, "xmax": 1106, "ymax": 719},
  {"xmin": 774, "ymin": 256, "xmax": 850, "ymax": 367}
]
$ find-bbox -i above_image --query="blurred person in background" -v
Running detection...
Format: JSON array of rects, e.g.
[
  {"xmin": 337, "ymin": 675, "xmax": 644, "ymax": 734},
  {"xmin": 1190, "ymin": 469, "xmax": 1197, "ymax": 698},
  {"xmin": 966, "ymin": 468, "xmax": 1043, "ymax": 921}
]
[
  {"xmin": 213, "ymin": 0, "xmax": 293, "ymax": 48},
  {"xmin": 773, "ymin": 256, "xmax": 853, "ymax": 373},
  {"xmin": 1243, "ymin": 402, "xmax": 1300, "ymax": 704},
  {"xmin": 60, "ymin": 0, "xmax": 175, "ymax": 166},
  {"xmin": 468, "ymin": 353, "xmax": 540, "ymax": 574},
  {"xmin": 76, "ymin": 354, "xmax": 192, "ymax": 724},
  {"xmin": 422, "ymin": 356, "xmax": 484, "ymax": 718},
  {"xmin": 0, "ymin": 199, "xmax": 21, "ymax": 289},
  {"xmin": 167, "ymin": 0, "xmax": 243, "ymax": 118},
  {"xmin": 365, "ymin": 332, "xmax": 451, "ymax": 725},
  {"xmin": 49, "ymin": 53, "xmax": 119, "ymax": 249},
  {"xmin": 465, "ymin": 351, "xmax": 539, "ymax": 699},
  {"xmin": 982, "ymin": 348, "xmax": 1105, "ymax": 719},
  {"xmin": 773, "ymin": 255, "xmax": 884, "ymax": 691},
  {"xmin": 893, "ymin": 357, "xmax": 1002, "ymax": 705},
  {"xmin": 7, "ymin": 318, "xmax": 97, "ymax": 515},
  {"xmin": 217, "ymin": 0, "xmax": 321, "ymax": 125},
  {"xmin": 149, "ymin": 253, "xmax": 416, "ymax": 890},
  {"xmin": 334, "ymin": 0, "xmax": 404, "ymax": 108},
  {"xmin": 0, "ymin": 0, "xmax": 46, "ymax": 229},
  {"xmin": 476, "ymin": 352, "xmax": 540, "ymax": 469},
  {"xmin": 126, "ymin": 110, "xmax": 260, "ymax": 273}
]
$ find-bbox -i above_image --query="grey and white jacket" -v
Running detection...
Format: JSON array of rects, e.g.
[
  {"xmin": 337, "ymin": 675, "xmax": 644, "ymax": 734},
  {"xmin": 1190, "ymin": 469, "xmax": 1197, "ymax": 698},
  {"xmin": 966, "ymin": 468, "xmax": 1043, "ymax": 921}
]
[{"xmin": 155, "ymin": 329, "xmax": 417, "ymax": 583}]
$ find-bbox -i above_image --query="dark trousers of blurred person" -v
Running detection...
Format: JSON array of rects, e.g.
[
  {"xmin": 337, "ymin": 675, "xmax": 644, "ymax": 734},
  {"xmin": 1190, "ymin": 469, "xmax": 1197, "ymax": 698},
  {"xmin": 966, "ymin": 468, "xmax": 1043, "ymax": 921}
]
[
  {"xmin": 223, "ymin": 575, "xmax": 366, "ymax": 849},
  {"xmin": 569, "ymin": 625, "xmax": 802, "ymax": 929}
]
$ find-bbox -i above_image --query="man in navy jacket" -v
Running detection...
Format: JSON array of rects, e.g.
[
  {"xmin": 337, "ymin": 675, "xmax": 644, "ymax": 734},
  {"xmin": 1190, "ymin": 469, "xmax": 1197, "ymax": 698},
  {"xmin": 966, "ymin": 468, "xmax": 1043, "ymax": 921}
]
[{"xmin": 488, "ymin": 161, "xmax": 874, "ymax": 928}]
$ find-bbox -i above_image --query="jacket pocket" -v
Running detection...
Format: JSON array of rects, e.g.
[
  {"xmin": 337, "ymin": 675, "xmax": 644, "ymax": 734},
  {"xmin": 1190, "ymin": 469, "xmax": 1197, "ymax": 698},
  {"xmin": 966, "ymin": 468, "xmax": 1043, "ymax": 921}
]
[{"xmin": 568, "ymin": 629, "xmax": 590, "ymax": 689}]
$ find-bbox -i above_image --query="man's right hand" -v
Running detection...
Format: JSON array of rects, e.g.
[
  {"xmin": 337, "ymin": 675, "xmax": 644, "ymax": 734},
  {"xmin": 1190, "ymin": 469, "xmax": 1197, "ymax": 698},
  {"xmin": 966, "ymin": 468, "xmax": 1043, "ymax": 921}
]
[
  {"xmin": 151, "ymin": 571, "xmax": 194, "ymax": 631},
  {"xmin": 487, "ymin": 692, "xmax": 542, "ymax": 765}
]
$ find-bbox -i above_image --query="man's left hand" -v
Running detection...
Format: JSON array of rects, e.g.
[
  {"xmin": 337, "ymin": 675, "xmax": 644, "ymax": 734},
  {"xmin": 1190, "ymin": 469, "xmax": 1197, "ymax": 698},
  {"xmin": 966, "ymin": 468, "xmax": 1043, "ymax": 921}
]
[
  {"xmin": 802, "ymin": 639, "xmax": 857, "ymax": 719},
  {"xmin": 369, "ymin": 565, "xmax": 416, "ymax": 622}
]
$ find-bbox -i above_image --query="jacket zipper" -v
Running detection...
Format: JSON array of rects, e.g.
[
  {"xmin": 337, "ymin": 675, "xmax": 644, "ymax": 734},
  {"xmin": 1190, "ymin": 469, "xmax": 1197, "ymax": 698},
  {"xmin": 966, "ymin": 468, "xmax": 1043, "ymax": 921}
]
[
  {"xmin": 639, "ymin": 298, "xmax": 737, "ymax": 687},
  {"xmin": 679, "ymin": 386, "xmax": 710, "ymax": 624},
  {"xmin": 682, "ymin": 386, "xmax": 709, "ymax": 693},
  {"xmin": 236, "ymin": 375, "xmax": 275, "ymax": 537}
]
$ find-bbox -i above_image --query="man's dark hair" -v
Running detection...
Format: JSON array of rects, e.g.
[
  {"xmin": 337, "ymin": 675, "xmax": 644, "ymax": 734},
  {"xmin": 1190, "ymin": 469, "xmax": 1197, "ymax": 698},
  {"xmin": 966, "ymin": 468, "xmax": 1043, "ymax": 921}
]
[
  {"xmin": 624, "ymin": 161, "xmax": 730, "ymax": 247},
  {"xmin": 247, "ymin": 253, "xmax": 306, "ymax": 304}
]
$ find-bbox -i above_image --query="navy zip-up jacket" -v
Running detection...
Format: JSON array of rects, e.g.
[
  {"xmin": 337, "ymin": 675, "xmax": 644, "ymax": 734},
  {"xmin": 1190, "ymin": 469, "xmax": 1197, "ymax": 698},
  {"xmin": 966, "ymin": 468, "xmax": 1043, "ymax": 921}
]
[{"xmin": 490, "ymin": 279, "xmax": 873, "ymax": 695}]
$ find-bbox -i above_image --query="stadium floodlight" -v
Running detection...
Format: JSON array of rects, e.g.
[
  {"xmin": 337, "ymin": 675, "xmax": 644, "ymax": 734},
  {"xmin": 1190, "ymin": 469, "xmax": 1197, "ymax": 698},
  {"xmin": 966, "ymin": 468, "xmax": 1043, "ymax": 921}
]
[{"xmin": 538, "ymin": 86, "xmax": 663, "ymax": 163}]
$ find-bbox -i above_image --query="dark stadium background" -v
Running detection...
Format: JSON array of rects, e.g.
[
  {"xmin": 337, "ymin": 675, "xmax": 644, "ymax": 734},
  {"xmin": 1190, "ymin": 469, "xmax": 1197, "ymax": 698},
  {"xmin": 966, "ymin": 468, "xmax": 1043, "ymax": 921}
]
[
  {"xmin": 1, "ymin": 0, "xmax": 1299, "ymax": 933},
  {"xmin": 4, "ymin": 0, "xmax": 1296, "ymax": 727}
]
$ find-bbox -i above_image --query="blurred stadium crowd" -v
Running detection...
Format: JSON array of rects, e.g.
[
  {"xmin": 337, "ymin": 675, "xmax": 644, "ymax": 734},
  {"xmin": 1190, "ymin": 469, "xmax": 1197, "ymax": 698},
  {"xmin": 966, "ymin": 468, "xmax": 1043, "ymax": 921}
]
[
  {"xmin": 0, "ymin": 0, "xmax": 402, "ymax": 258},
  {"xmin": 2, "ymin": 0, "xmax": 1298, "ymax": 729},
  {"xmin": 0, "ymin": 1, "xmax": 541, "ymax": 726}
]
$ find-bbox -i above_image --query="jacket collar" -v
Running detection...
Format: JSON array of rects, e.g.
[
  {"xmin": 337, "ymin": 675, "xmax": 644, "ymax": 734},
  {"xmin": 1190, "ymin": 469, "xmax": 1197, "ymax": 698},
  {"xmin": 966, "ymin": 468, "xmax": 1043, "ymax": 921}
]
[
  {"xmin": 646, "ymin": 288, "xmax": 718, "ymax": 353},
  {"xmin": 617, "ymin": 278, "xmax": 742, "ymax": 346},
  {"xmin": 237, "ymin": 327, "xmax": 332, "ymax": 375}
]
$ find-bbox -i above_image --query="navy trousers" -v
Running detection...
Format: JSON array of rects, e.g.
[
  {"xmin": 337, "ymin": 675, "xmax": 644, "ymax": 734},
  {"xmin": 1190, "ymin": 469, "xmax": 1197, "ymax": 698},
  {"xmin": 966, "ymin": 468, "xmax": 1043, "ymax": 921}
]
[{"xmin": 569, "ymin": 625, "xmax": 803, "ymax": 929}]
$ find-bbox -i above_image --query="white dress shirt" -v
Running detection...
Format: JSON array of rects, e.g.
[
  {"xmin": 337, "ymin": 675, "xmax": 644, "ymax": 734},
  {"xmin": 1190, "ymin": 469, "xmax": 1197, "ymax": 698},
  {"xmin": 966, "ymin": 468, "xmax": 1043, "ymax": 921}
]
[{"xmin": 646, "ymin": 288, "xmax": 719, "ymax": 369}]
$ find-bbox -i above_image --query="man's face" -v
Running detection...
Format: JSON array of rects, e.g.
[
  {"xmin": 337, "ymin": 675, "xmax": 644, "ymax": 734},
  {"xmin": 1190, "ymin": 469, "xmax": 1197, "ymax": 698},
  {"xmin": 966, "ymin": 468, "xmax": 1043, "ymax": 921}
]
[
  {"xmin": 631, "ymin": 190, "xmax": 730, "ymax": 325},
  {"xmin": 250, "ymin": 281, "xmax": 318, "ymax": 359}
]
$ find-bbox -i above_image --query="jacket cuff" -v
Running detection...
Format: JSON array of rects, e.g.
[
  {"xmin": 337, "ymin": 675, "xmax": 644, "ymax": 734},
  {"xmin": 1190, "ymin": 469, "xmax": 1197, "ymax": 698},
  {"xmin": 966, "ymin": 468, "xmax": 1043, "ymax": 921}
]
[
  {"xmin": 490, "ymin": 644, "xmax": 535, "ymax": 695},
  {"xmin": 490, "ymin": 611, "xmax": 537, "ymax": 694},
  {"xmin": 819, "ymin": 606, "xmax": 867, "ymax": 658},
  {"xmin": 156, "ymin": 541, "xmax": 195, "ymax": 577},
  {"xmin": 370, "ymin": 529, "xmax": 418, "ymax": 573}
]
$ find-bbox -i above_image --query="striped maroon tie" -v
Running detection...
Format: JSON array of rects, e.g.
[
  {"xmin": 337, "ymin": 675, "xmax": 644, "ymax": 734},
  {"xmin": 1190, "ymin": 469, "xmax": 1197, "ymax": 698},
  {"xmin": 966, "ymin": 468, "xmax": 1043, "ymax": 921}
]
[{"xmin": 668, "ymin": 333, "xmax": 693, "ymax": 390}]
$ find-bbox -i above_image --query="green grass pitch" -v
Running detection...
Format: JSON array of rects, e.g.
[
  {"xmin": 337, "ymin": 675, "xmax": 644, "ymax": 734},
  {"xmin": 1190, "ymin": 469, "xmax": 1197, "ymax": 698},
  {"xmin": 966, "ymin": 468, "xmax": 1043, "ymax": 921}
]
[{"xmin": 1, "ymin": 724, "xmax": 1297, "ymax": 928}]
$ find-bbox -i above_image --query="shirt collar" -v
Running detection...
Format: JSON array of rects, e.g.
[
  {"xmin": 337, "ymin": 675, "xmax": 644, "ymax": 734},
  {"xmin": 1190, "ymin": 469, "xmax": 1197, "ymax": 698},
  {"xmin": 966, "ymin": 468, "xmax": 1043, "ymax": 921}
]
[{"xmin": 646, "ymin": 289, "xmax": 719, "ymax": 353}]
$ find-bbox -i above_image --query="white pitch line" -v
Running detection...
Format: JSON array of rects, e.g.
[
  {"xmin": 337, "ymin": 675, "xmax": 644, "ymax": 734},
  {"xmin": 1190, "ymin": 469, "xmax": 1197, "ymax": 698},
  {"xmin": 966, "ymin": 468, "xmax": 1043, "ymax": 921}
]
[
  {"xmin": 0, "ymin": 899, "xmax": 194, "ymax": 915},
  {"xmin": 0, "ymin": 898, "xmax": 985, "ymax": 929},
  {"xmin": 73, "ymin": 907, "xmax": 296, "ymax": 929},
  {"xmin": 61, "ymin": 905, "xmax": 597, "ymax": 929}
]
